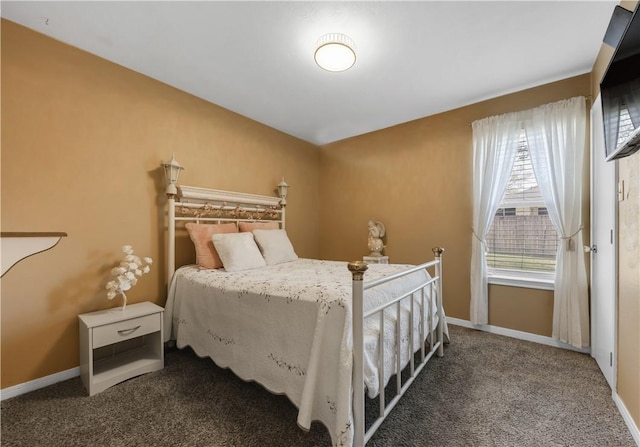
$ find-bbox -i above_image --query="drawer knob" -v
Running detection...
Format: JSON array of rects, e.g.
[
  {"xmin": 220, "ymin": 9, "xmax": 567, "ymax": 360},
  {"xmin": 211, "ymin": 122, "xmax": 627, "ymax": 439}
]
[{"xmin": 117, "ymin": 325, "xmax": 141, "ymax": 336}]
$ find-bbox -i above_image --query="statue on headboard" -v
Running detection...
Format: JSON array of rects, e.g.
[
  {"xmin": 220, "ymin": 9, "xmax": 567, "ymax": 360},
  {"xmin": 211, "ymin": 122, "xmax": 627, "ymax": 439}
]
[{"xmin": 367, "ymin": 219, "xmax": 386, "ymax": 257}]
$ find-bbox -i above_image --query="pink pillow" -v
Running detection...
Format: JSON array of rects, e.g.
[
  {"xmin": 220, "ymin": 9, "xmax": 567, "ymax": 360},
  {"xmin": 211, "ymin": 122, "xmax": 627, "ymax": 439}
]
[
  {"xmin": 185, "ymin": 223, "xmax": 238, "ymax": 269},
  {"xmin": 238, "ymin": 221, "xmax": 280, "ymax": 232}
]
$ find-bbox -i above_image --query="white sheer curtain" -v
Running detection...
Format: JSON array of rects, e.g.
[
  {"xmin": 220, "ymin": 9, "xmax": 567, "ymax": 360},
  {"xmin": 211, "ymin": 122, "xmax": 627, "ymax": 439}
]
[
  {"xmin": 470, "ymin": 114, "xmax": 521, "ymax": 324},
  {"xmin": 526, "ymin": 97, "xmax": 589, "ymax": 348}
]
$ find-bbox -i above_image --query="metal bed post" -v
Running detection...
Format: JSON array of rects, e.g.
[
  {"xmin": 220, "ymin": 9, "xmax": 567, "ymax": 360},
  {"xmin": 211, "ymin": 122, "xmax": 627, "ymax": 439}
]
[
  {"xmin": 432, "ymin": 247, "xmax": 445, "ymax": 357},
  {"xmin": 167, "ymin": 194, "xmax": 176, "ymax": 297},
  {"xmin": 348, "ymin": 260, "xmax": 368, "ymax": 447}
]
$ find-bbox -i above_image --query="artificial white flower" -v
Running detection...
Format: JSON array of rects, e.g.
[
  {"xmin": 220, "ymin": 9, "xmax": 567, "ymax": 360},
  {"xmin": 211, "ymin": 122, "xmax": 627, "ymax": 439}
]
[
  {"xmin": 111, "ymin": 266, "xmax": 126, "ymax": 275},
  {"xmin": 106, "ymin": 245, "xmax": 153, "ymax": 310}
]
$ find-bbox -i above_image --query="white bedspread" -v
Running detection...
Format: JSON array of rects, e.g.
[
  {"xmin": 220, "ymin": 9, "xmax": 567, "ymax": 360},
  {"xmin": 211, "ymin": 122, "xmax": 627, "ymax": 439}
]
[{"xmin": 163, "ymin": 259, "xmax": 446, "ymax": 447}]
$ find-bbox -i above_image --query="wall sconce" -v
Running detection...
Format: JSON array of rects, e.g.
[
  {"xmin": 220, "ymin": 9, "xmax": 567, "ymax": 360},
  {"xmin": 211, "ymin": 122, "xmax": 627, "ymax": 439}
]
[
  {"xmin": 277, "ymin": 178, "xmax": 289, "ymax": 206},
  {"xmin": 161, "ymin": 154, "xmax": 184, "ymax": 196}
]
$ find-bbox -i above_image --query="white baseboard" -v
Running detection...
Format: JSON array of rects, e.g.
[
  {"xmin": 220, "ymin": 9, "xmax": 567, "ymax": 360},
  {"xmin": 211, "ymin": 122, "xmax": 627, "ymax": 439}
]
[
  {"xmin": 0, "ymin": 367, "xmax": 80, "ymax": 401},
  {"xmin": 614, "ymin": 392, "xmax": 640, "ymax": 446},
  {"xmin": 446, "ymin": 317, "xmax": 590, "ymax": 354}
]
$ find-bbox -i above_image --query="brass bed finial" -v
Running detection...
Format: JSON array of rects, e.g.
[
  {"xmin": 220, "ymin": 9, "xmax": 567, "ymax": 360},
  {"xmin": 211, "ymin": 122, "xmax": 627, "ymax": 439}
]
[
  {"xmin": 432, "ymin": 247, "xmax": 444, "ymax": 258},
  {"xmin": 348, "ymin": 261, "xmax": 368, "ymax": 281}
]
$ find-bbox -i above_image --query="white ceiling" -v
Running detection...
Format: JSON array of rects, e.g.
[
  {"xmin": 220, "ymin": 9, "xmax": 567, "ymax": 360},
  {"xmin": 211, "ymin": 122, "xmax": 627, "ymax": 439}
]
[{"xmin": 2, "ymin": 1, "xmax": 617, "ymax": 145}]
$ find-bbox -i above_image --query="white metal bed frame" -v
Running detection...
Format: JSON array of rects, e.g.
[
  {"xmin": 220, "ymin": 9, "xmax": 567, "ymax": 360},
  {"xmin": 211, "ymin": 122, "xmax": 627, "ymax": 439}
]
[{"xmin": 165, "ymin": 183, "xmax": 445, "ymax": 447}]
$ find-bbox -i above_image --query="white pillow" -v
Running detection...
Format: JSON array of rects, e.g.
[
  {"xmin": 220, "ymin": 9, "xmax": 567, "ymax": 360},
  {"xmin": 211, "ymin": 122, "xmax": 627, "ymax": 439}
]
[
  {"xmin": 253, "ymin": 229, "xmax": 298, "ymax": 265},
  {"xmin": 212, "ymin": 232, "xmax": 267, "ymax": 272}
]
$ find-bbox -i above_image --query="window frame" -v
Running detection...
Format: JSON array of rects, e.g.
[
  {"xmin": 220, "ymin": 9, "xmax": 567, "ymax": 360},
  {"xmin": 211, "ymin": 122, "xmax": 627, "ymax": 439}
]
[
  {"xmin": 487, "ymin": 268, "xmax": 554, "ymax": 290},
  {"xmin": 486, "ymin": 132, "xmax": 557, "ymax": 290}
]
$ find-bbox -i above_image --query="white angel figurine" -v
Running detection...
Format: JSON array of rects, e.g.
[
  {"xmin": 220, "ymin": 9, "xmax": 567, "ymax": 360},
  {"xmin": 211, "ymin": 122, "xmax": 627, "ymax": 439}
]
[{"xmin": 367, "ymin": 219, "xmax": 386, "ymax": 257}]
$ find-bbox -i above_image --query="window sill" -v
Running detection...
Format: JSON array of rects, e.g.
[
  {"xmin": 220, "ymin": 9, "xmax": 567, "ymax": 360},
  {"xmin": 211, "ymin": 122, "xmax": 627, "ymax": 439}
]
[{"xmin": 488, "ymin": 271, "xmax": 554, "ymax": 291}]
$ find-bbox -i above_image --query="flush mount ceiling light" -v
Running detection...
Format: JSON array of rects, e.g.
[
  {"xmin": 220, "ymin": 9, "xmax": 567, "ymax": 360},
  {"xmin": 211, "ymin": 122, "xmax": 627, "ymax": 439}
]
[{"xmin": 314, "ymin": 33, "xmax": 356, "ymax": 72}]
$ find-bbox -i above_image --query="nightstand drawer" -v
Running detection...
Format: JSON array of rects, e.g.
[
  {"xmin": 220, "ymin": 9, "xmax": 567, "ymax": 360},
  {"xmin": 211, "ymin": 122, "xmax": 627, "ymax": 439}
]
[{"xmin": 93, "ymin": 313, "xmax": 160, "ymax": 349}]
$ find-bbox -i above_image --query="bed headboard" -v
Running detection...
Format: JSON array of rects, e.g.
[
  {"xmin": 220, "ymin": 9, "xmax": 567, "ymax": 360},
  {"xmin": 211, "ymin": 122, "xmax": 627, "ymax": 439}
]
[{"xmin": 165, "ymin": 182, "xmax": 288, "ymax": 293}]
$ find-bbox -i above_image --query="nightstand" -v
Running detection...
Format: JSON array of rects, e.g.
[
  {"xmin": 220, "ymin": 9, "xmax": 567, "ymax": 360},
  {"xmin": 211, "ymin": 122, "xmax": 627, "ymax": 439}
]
[
  {"xmin": 79, "ymin": 301, "xmax": 164, "ymax": 396},
  {"xmin": 363, "ymin": 256, "xmax": 389, "ymax": 264}
]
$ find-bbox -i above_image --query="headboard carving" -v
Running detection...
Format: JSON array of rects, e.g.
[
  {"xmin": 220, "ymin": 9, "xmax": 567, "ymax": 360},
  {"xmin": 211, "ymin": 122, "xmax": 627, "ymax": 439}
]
[{"xmin": 176, "ymin": 202, "xmax": 281, "ymax": 222}]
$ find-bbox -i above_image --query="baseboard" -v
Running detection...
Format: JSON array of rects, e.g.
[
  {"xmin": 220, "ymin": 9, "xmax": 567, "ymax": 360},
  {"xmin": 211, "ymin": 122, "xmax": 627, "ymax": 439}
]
[
  {"xmin": 0, "ymin": 367, "xmax": 80, "ymax": 401},
  {"xmin": 446, "ymin": 317, "xmax": 590, "ymax": 354},
  {"xmin": 614, "ymin": 392, "xmax": 640, "ymax": 446}
]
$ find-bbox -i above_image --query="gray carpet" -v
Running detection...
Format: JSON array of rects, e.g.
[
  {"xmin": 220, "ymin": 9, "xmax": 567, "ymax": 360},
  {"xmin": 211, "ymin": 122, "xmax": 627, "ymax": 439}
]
[{"xmin": 1, "ymin": 325, "xmax": 635, "ymax": 447}]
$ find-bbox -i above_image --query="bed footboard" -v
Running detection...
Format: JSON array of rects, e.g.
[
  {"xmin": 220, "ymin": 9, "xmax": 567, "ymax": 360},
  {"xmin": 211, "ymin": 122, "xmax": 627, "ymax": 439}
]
[{"xmin": 349, "ymin": 247, "xmax": 444, "ymax": 446}]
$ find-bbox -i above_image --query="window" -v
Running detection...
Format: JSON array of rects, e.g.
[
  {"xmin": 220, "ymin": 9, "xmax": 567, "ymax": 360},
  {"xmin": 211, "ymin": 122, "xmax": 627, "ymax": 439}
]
[
  {"xmin": 495, "ymin": 208, "xmax": 516, "ymax": 217},
  {"xmin": 486, "ymin": 132, "xmax": 557, "ymax": 287}
]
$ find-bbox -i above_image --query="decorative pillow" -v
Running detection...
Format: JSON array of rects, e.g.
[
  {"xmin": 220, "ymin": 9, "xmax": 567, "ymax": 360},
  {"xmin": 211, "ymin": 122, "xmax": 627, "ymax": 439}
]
[
  {"xmin": 185, "ymin": 223, "xmax": 238, "ymax": 269},
  {"xmin": 238, "ymin": 221, "xmax": 279, "ymax": 232},
  {"xmin": 252, "ymin": 229, "xmax": 298, "ymax": 265},
  {"xmin": 212, "ymin": 232, "xmax": 267, "ymax": 272}
]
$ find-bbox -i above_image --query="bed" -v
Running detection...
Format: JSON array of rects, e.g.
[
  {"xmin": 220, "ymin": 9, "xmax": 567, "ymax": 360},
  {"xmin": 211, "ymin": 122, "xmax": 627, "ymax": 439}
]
[{"xmin": 162, "ymin": 182, "xmax": 446, "ymax": 447}]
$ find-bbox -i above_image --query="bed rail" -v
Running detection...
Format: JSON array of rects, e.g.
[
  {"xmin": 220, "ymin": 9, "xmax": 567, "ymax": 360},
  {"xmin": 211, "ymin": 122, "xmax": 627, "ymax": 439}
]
[{"xmin": 349, "ymin": 247, "xmax": 444, "ymax": 446}]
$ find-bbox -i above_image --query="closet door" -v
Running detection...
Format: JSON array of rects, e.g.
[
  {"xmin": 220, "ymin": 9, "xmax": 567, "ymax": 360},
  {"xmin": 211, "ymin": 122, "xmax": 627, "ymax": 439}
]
[{"xmin": 590, "ymin": 94, "xmax": 617, "ymax": 389}]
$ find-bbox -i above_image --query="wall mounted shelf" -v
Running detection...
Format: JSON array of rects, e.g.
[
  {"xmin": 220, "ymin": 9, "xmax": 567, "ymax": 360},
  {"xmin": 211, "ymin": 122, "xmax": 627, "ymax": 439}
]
[{"xmin": 1, "ymin": 232, "xmax": 67, "ymax": 277}]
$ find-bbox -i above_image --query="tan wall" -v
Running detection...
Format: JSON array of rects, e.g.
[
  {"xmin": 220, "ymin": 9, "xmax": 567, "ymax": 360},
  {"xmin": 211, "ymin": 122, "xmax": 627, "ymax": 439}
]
[
  {"xmin": 319, "ymin": 74, "xmax": 591, "ymax": 334},
  {"xmin": 591, "ymin": 0, "xmax": 640, "ymax": 429},
  {"xmin": 488, "ymin": 285, "xmax": 554, "ymax": 335},
  {"xmin": 0, "ymin": 20, "xmax": 320, "ymax": 388},
  {"xmin": 617, "ymin": 154, "xmax": 640, "ymax": 429}
]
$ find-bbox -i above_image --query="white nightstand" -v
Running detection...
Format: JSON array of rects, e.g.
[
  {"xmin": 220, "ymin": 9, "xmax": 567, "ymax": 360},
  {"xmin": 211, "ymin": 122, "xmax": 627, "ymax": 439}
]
[
  {"xmin": 79, "ymin": 301, "xmax": 164, "ymax": 396},
  {"xmin": 363, "ymin": 256, "xmax": 389, "ymax": 264}
]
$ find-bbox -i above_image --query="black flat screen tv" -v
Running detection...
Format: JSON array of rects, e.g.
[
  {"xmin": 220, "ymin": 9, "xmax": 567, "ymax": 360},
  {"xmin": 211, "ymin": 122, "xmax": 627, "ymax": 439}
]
[{"xmin": 600, "ymin": 3, "xmax": 640, "ymax": 161}]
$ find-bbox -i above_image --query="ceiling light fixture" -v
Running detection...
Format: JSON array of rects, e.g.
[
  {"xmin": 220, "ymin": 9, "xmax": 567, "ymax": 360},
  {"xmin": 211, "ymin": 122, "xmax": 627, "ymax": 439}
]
[{"xmin": 314, "ymin": 33, "xmax": 356, "ymax": 72}]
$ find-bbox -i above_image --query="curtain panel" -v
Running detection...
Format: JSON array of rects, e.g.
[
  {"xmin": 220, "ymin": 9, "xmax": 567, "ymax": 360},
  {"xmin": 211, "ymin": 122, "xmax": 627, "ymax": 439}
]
[
  {"xmin": 470, "ymin": 97, "xmax": 589, "ymax": 348},
  {"xmin": 470, "ymin": 115, "xmax": 521, "ymax": 325},
  {"xmin": 527, "ymin": 97, "xmax": 589, "ymax": 348}
]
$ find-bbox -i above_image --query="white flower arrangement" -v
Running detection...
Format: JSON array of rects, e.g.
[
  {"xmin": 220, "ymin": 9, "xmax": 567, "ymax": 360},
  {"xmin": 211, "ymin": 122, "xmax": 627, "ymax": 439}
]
[{"xmin": 105, "ymin": 245, "xmax": 153, "ymax": 310}]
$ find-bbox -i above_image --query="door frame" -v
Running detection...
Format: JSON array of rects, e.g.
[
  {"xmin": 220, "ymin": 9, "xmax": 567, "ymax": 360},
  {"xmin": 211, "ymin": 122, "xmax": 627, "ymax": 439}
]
[{"xmin": 589, "ymin": 94, "xmax": 618, "ymax": 391}]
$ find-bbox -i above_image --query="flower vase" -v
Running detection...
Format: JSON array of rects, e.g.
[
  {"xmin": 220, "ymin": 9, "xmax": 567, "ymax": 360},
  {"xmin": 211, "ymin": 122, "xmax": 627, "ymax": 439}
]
[{"xmin": 120, "ymin": 292, "xmax": 127, "ymax": 311}]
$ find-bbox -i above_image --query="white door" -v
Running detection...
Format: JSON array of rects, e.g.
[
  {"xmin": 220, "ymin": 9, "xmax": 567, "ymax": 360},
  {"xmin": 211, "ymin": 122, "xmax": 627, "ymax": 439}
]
[{"xmin": 590, "ymin": 95, "xmax": 617, "ymax": 389}]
